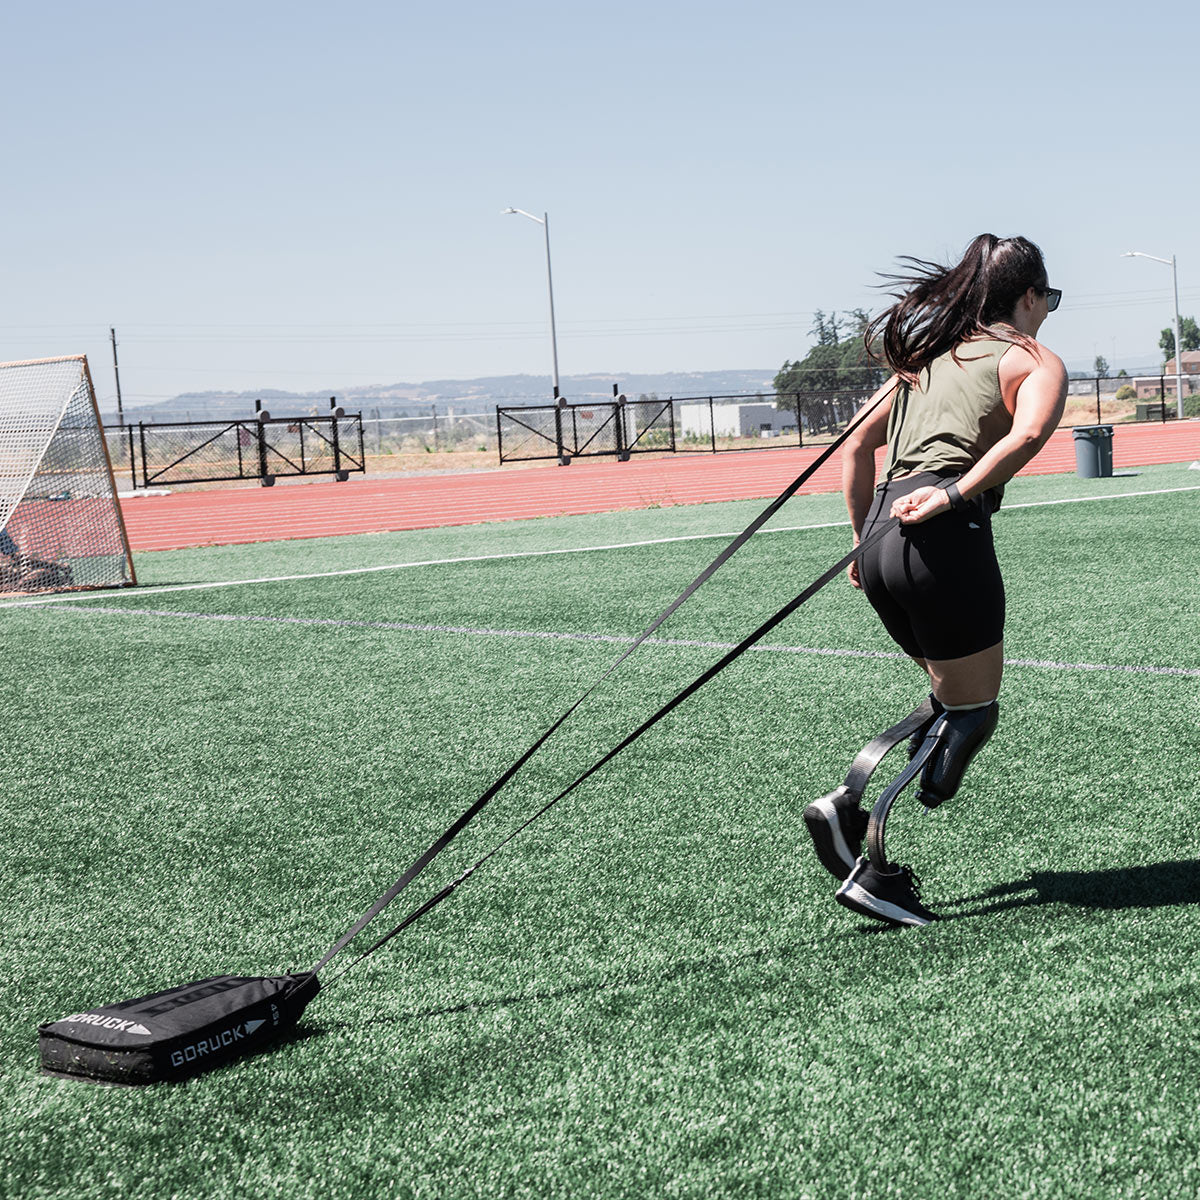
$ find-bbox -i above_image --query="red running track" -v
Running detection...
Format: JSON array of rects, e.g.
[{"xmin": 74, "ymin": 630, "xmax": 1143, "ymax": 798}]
[{"xmin": 120, "ymin": 421, "xmax": 1200, "ymax": 552}]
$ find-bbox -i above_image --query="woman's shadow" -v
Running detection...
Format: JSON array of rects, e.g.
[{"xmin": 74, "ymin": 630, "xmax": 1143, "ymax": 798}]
[{"xmin": 945, "ymin": 858, "xmax": 1200, "ymax": 918}]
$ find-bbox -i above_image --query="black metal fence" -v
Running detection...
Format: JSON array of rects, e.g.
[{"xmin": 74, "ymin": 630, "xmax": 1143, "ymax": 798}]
[
  {"xmin": 124, "ymin": 408, "xmax": 365, "ymax": 488},
  {"xmin": 495, "ymin": 374, "xmax": 1196, "ymax": 465},
  {"xmin": 671, "ymin": 390, "xmax": 861, "ymax": 453},
  {"xmin": 496, "ymin": 390, "xmax": 864, "ymax": 464},
  {"xmin": 497, "ymin": 396, "xmax": 676, "ymax": 463},
  {"xmin": 1068, "ymin": 374, "xmax": 1189, "ymax": 423}
]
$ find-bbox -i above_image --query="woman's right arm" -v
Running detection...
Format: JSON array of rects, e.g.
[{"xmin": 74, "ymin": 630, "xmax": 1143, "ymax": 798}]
[{"xmin": 841, "ymin": 376, "xmax": 896, "ymax": 587}]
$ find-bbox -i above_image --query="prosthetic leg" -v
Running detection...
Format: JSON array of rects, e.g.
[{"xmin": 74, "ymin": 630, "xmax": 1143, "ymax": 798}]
[
  {"xmin": 803, "ymin": 697, "xmax": 938, "ymax": 881},
  {"xmin": 835, "ymin": 701, "xmax": 1000, "ymax": 927},
  {"xmin": 866, "ymin": 701, "xmax": 1000, "ymax": 870}
]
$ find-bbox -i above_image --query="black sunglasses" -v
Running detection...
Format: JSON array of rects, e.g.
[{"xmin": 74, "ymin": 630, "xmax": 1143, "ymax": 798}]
[{"xmin": 1041, "ymin": 286, "xmax": 1062, "ymax": 312}]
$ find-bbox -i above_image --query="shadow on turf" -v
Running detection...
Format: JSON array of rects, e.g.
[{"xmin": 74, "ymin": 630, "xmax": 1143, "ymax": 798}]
[
  {"xmin": 943, "ymin": 859, "xmax": 1200, "ymax": 918},
  {"xmin": 308, "ymin": 939, "xmax": 824, "ymax": 1032},
  {"xmin": 294, "ymin": 861, "xmax": 1200, "ymax": 1035}
]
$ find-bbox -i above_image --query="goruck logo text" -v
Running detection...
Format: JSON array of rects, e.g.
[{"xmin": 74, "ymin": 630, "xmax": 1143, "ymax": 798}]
[
  {"xmin": 170, "ymin": 1018, "xmax": 269, "ymax": 1067},
  {"xmin": 62, "ymin": 1014, "xmax": 152, "ymax": 1036}
]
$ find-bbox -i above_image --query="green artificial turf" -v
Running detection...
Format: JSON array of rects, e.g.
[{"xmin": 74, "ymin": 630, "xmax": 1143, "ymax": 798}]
[{"xmin": 2, "ymin": 465, "xmax": 1199, "ymax": 1199}]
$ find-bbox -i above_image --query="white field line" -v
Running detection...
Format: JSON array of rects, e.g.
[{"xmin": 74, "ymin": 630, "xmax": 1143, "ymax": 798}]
[
  {"xmin": 0, "ymin": 519, "xmax": 853, "ymax": 608},
  {"xmin": 35, "ymin": 604, "xmax": 1200, "ymax": 679},
  {"xmin": 2, "ymin": 482, "xmax": 1198, "ymax": 612}
]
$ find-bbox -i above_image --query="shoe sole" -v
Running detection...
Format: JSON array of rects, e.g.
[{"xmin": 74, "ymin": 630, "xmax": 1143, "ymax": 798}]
[
  {"xmin": 835, "ymin": 879, "xmax": 932, "ymax": 927},
  {"xmin": 803, "ymin": 795, "xmax": 858, "ymax": 880}
]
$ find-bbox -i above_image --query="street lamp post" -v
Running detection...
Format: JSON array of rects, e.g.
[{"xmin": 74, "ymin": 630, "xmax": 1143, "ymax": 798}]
[
  {"xmin": 503, "ymin": 208, "xmax": 561, "ymax": 400},
  {"xmin": 1121, "ymin": 250, "xmax": 1185, "ymax": 419}
]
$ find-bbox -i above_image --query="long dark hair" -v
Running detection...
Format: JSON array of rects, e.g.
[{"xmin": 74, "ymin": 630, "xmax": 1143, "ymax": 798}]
[{"xmin": 865, "ymin": 234, "xmax": 1048, "ymax": 382}]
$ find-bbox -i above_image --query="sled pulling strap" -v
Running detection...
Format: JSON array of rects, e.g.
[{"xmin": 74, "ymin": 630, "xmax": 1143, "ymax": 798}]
[
  {"xmin": 313, "ymin": 384, "xmax": 903, "ymax": 976},
  {"xmin": 321, "ymin": 512, "xmax": 902, "ymax": 979}
]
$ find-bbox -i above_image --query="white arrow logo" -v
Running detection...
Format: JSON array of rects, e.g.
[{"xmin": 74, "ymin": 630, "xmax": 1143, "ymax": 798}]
[{"xmin": 245, "ymin": 1019, "xmax": 266, "ymax": 1035}]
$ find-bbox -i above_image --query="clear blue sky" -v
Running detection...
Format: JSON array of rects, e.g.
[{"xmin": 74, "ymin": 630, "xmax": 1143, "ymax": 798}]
[{"xmin": 2, "ymin": 0, "xmax": 1197, "ymax": 407}]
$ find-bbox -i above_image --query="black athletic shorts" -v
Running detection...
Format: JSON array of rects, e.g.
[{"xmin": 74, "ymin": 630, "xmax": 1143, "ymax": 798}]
[{"xmin": 857, "ymin": 472, "xmax": 1005, "ymax": 661}]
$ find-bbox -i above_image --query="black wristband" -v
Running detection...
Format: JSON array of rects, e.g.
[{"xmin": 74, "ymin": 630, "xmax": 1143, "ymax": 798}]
[{"xmin": 945, "ymin": 482, "xmax": 968, "ymax": 511}]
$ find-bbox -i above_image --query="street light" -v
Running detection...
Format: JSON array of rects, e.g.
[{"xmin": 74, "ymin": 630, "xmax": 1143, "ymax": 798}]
[
  {"xmin": 1121, "ymin": 250, "xmax": 1185, "ymax": 419},
  {"xmin": 503, "ymin": 207, "xmax": 561, "ymax": 400}
]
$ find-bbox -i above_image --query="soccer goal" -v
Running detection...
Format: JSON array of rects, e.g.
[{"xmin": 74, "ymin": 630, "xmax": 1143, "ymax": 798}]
[{"xmin": 0, "ymin": 356, "xmax": 136, "ymax": 595}]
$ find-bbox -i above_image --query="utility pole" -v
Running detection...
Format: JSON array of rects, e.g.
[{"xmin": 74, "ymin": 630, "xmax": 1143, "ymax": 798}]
[
  {"xmin": 502, "ymin": 208, "xmax": 561, "ymax": 400},
  {"xmin": 110, "ymin": 327, "xmax": 125, "ymax": 428},
  {"xmin": 1121, "ymin": 251, "xmax": 1186, "ymax": 419}
]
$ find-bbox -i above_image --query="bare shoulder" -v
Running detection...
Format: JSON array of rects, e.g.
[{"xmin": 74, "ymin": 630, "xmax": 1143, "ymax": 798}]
[
  {"xmin": 998, "ymin": 339, "xmax": 1067, "ymax": 412},
  {"xmin": 998, "ymin": 339, "xmax": 1066, "ymax": 384}
]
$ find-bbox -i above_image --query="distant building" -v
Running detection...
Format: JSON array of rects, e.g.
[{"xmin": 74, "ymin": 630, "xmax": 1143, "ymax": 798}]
[
  {"xmin": 1135, "ymin": 351, "xmax": 1200, "ymax": 399},
  {"xmin": 678, "ymin": 401, "xmax": 797, "ymax": 439},
  {"xmin": 1164, "ymin": 350, "xmax": 1200, "ymax": 376}
]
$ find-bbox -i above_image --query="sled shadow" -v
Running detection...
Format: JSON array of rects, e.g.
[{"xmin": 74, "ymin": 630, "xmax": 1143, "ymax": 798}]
[{"xmin": 945, "ymin": 858, "xmax": 1200, "ymax": 919}]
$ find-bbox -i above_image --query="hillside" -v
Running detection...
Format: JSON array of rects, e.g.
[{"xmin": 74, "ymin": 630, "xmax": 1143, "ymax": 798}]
[{"xmin": 104, "ymin": 368, "xmax": 779, "ymax": 424}]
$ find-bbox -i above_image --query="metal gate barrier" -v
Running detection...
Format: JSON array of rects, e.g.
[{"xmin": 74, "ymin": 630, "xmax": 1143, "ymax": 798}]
[
  {"xmin": 496, "ymin": 395, "xmax": 675, "ymax": 464},
  {"xmin": 129, "ymin": 403, "xmax": 365, "ymax": 488}
]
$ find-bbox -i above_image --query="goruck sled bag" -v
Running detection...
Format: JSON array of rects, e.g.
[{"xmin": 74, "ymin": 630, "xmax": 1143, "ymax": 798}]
[{"xmin": 39, "ymin": 972, "xmax": 319, "ymax": 1085}]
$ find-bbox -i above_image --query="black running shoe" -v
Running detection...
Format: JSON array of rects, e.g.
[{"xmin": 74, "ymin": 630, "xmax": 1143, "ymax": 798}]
[
  {"xmin": 835, "ymin": 857, "xmax": 936, "ymax": 926},
  {"xmin": 803, "ymin": 785, "xmax": 868, "ymax": 881}
]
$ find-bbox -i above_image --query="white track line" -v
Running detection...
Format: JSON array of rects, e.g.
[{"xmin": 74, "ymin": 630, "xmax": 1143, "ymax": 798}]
[
  {"xmin": 36, "ymin": 604, "xmax": 1200, "ymax": 679},
  {"xmin": 2, "ymin": 483, "xmax": 1197, "ymax": 611}
]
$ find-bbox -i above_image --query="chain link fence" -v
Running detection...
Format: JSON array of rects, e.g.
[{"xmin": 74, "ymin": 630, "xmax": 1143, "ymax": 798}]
[{"xmin": 357, "ymin": 409, "xmax": 497, "ymax": 456}]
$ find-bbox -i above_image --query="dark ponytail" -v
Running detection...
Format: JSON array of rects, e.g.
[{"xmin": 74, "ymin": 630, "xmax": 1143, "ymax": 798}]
[{"xmin": 865, "ymin": 234, "xmax": 1048, "ymax": 382}]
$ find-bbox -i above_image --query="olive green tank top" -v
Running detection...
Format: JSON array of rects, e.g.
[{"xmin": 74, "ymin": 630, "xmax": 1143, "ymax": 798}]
[{"xmin": 884, "ymin": 338, "xmax": 1014, "ymax": 489}]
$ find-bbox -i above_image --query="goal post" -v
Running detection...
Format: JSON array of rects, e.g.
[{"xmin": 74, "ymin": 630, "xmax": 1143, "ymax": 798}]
[{"xmin": 0, "ymin": 355, "xmax": 136, "ymax": 595}]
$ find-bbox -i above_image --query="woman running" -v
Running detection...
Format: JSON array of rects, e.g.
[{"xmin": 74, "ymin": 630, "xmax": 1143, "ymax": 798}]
[{"xmin": 806, "ymin": 234, "xmax": 1068, "ymax": 926}]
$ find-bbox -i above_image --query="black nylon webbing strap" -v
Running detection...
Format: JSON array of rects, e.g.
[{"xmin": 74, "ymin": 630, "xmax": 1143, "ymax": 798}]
[
  {"xmin": 326, "ymin": 512, "xmax": 903, "ymax": 979},
  {"xmin": 312, "ymin": 383, "xmax": 901, "ymax": 976}
]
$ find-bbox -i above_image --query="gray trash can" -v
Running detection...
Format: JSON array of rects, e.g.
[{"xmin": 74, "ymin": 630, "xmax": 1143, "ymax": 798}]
[{"xmin": 1072, "ymin": 425, "xmax": 1113, "ymax": 478}]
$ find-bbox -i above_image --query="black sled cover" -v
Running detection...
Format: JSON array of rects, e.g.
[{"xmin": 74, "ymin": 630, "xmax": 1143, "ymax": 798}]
[{"xmin": 38, "ymin": 972, "xmax": 319, "ymax": 1085}]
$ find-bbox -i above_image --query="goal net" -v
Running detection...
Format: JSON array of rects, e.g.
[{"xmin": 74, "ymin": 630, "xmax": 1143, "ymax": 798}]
[{"xmin": 0, "ymin": 356, "xmax": 136, "ymax": 595}]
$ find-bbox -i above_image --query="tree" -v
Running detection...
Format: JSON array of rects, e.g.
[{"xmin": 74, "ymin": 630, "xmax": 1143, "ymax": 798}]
[
  {"xmin": 1094, "ymin": 355, "xmax": 1109, "ymax": 378},
  {"xmin": 773, "ymin": 359, "xmax": 801, "ymax": 398},
  {"xmin": 775, "ymin": 343, "xmax": 841, "ymax": 395},
  {"xmin": 775, "ymin": 307, "xmax": 886, "ymax": 424},
  {"xmin": 808, "ymin": 309, "xmax": 842, "ymax": 347},
  {"xmin": 846, "ymin": 308, "xmax": 872, "ymax": 336},
  {"xmin": 838, "ymin": 336, "xmax": 885, "ymax": 391},
  {"xmin": 1158, "ymin": 315, "xmax": 1200, "ymax": 362}
]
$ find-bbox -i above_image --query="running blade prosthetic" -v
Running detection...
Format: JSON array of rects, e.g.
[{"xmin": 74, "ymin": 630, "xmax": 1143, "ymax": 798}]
[{"xmin": 803, "ymin": 699, "xmax": 938, "ymax": 881}]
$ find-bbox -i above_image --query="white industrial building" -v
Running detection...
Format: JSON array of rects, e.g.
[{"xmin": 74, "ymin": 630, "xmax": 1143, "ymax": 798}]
[{"xmin": 678, "ymin": 401, "xmax": 797, "ymax": 439}]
